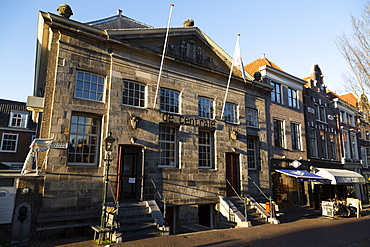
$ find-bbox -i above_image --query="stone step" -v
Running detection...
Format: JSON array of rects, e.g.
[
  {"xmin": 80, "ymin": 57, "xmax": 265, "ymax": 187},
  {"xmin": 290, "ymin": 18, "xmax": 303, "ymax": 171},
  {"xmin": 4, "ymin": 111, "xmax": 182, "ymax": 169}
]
[
  {"xmin": 119, "ymin": 221, "xmax": 157, "ymax": 232},
  {"xmin": 119, "ymin": 201, "xmax": 147, "ymax": 208},
  {"xmin": 122, "ymin": 228, "xmax": 162, "ymax": 242},
  {"xmin": 118, "ymin": 207, "xmax": 149, "ymax": 215},
  {"xmin": 118, "ymin": 212, "xmax": 152, "ymax": 221}
]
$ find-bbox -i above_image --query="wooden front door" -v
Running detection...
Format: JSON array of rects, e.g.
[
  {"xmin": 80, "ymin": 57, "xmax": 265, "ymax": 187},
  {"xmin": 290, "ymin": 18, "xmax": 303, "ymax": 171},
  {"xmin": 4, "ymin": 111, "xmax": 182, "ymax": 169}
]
[
  {"xmin": 226, "ymin": 153, "xmax": 240, "ymax": 196},
  {"xmin": 117, "ymin": 145, "xmax": 143, "ymax": 201}
]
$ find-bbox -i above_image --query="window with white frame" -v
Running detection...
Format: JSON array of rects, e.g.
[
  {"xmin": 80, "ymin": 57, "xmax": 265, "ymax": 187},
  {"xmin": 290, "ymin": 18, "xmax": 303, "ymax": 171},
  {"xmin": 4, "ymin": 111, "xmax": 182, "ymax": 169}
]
[
  {"xmin": 309, "ymin": 128, "xmax": 318, "ymax": 157},
  {"xmin": 75, "ymin": 71, "xmax": 104, "ymax": 101},
  {"xmin": 68, "ymin": 114, "xmax": 100, "ymax": 165},
  {"xmin": 9, "ymin": 111, "xmax": 28, "ymax": 128},
  {"xmin": 270, "ymin": 81, "xmax": 282, "ymax": 104},
  {"xmin": 198, "ymin": 130, "xmax": 214, "ymax": 168},
  {"xmin": 247, "ymin": 137, "xmax": 258, "ymax": 170},
  {"xmin": 0, "ymin": 133, "xmax": 18, "ymax": 152},
  {"xmin": 342, "ymin": 130, "xmax": 350, "ymax": 159},
  {"xmin": 160, "ymin": 89, "xmax": 179, "ymax": 113},
  {"xmin": 329, "ymin": 133, "xmax": 337, "ymax": 160},
  {"xmin": 246, "ymin": 108, "xmax": 258, "ymax": 128},
  {"xmin": 224, "ymin": 103, "xmax": 238, "ymax": 124},
  {"xmin": 159, "ymin": 125, "xmax": 178, "ymax": 167},
  {"xmin": 351, "ymin": 133, "xmax": 359, "ymax": 160},
  {"xmin": 288, "ymin": 88, "xmax": 298, "ymax": 108},
  {"xmin": 291, "ymin": 123, "xmax": 301, "ymax": 150},
  {"xmin": 273, "ymin": 119, "xmax": 285, "ymax": 148},
  {"xmin": 320, "ymin": 131, "xmax": 328, "ymax": 158},
  {"xmin": 122, "ymin": 80, "xmax": 145, "ymax": 107},
  {"xmin": 198, "ymin": 97, "xmax": 214, "ymax": 119}
]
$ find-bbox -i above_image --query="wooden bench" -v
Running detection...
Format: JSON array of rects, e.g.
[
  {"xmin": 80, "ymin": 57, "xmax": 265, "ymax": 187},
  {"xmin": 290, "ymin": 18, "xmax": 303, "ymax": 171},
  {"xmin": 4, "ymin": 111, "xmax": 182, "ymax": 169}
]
[
  {"xmin": 91, "ymin": 212, "xmax": 116, "ymax": 244},
  {"xmin": 36, "ymin": 209, "xmax": 100, "ymax": 238}
]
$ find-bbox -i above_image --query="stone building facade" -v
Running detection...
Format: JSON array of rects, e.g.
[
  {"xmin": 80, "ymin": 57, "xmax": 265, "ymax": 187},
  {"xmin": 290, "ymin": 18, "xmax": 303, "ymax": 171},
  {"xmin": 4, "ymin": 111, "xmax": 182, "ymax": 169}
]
[{"xmin": 21, "ymin": 9, "xmax": 271, "ymax": 236}]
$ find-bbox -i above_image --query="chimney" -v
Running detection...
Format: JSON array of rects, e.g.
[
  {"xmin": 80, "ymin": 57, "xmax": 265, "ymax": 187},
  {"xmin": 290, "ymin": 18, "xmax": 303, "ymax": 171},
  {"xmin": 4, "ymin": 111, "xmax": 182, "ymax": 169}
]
[{"xmin": 117, "ymin": 9, "xmax": 122, "ymax": 16}]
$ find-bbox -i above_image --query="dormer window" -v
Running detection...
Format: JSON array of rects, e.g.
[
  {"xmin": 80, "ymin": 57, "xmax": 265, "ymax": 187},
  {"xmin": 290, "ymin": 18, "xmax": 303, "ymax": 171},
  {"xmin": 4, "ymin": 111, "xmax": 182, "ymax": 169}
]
[{"xmin": 9, "ymin": 111, "xmax": 28, "ymax": 128}]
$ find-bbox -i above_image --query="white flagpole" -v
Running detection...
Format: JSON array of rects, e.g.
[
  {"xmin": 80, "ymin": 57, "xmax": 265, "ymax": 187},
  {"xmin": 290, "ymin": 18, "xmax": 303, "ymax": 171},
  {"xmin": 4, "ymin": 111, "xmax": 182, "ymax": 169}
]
[
  {"xmin": 153, "ymin": 4, "xmax": 175, "ymax": 109},
  {"xmin": 221, "ymin": 34, "xmax": 241, "ymax": 120}
]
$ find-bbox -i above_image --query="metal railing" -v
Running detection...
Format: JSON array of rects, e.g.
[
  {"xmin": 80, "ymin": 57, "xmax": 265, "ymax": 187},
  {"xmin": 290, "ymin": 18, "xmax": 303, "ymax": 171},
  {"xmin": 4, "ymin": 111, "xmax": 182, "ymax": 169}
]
[
  {"xmin": 247, "ymin": 176, "xmax": 276, "ymax": 220},
  {"xmin": 150, "ymin": 179, "xmax": 167, "ymax": 226},
  {"xmin": 223, "ymin": 176, "xmax": 248, "ymax": 221}
]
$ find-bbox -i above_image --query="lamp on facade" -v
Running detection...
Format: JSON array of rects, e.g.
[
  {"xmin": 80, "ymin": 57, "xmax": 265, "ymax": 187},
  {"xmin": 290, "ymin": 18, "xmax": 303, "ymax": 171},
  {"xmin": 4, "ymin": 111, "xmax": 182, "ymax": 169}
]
[{"xmin": 100, "ymin": 132, "xmax": 115, "ymax": 241}]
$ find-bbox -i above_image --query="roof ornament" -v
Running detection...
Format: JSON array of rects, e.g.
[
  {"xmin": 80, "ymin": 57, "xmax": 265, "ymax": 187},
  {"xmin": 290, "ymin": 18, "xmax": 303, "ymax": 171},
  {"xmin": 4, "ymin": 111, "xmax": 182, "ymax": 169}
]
[
  {"xmin": 57, "ymin": 4, "xmax": 73, "ymax": 18},
  {"xmin": 183, "ymin": 19, "xmax": 194, "ymax": 27},
  {"xmin": 253, "ymin": 72, "xmax": 262, "ymax": 81},
  {"xmin": 117, "ymin": 9, "xmax": 123, "ymax": 16}
]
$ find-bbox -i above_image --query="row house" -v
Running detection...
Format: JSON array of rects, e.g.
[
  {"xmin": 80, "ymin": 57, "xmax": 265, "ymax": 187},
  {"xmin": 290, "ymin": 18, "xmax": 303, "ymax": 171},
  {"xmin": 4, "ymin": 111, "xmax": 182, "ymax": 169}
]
[
  {"xmin": 328, "ymin": 92, "xmax": 366, "ymax": 201},
  {"xmin": 0, "ymin": 99, "xmax": 38, "ymax": 241},
  {"xmin": 1, "ymin": 6, "xmax": 273, "ymax": 242},
  {"xmin": 245, "ymin": 55, "xmax": 309, "ymax": 206},
  {"xmin": 357, "ymin": 93, "xmax": 370, "ymax": 202},
  {"xmin": 303, "ymin": 64, "xmax": 344, "ymax": 208},
  {"xmin": 304, "ymin": 64, "xmax": 366, "ymax": 206},
  {"xmin": 245, "ymin": 59, "xmax": 367, "ymax": 208}
]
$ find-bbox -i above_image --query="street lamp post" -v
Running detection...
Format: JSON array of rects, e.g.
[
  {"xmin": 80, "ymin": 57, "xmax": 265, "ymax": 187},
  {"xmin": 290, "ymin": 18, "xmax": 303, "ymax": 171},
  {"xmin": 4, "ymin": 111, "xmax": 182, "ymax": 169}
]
[{"xmin": 100, "ymin": 132, "xmax": 115, "ymax": 241}]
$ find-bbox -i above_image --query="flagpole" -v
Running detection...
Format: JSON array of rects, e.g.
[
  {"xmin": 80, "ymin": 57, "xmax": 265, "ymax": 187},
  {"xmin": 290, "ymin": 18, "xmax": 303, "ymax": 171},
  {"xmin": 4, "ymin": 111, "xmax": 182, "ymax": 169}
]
[
  {"xmin": 153, "ymin": 4, "xmax": 175, "ymax": 109},
  {"xmin": 221, "ymin": 34, "xmax": 240, "ymax": 120}
]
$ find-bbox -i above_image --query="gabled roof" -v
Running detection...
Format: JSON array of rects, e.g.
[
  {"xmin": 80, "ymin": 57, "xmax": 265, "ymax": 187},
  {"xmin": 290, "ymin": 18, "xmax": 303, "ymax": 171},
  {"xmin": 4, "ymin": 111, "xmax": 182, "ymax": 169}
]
[
  {"xmin": 244, "ymin": 54, "xmax": 284, "ymax": 75},
  {"xmin": 85, "ymin": 10, "xmax": 152, "ymax": 29},
  {"xmin": 0, "ymin": 99, "xmax": 27, "ymax": 127},
  {"xmin": 339, "ymin": 92, "xmax": 358, "ymax": 107},
  {"xmin": 37, "ymin": 11, "xmax": 254, "ymax": 82},
  {"xmin": 0, "ymin": 99, "xmax": 36, "ymax": 130}
]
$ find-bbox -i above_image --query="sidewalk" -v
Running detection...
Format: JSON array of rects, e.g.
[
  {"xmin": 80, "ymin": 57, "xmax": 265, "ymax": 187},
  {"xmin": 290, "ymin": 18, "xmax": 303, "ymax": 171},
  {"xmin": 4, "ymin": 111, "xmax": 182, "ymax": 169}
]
[{"xmin": 27, "ymin": 205, "xmax": 370, "ymax": 247}]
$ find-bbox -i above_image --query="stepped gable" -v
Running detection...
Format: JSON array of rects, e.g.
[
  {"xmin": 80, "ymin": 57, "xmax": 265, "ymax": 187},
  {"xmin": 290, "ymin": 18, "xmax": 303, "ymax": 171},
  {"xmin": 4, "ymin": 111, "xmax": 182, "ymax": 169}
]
[
  {"xmin": 244, "ymin": 54, "xmax": 284, "ymax": 75},
  {"xmin": 85, "ymin": 9, "xmax": 153, "ymax": 30}
]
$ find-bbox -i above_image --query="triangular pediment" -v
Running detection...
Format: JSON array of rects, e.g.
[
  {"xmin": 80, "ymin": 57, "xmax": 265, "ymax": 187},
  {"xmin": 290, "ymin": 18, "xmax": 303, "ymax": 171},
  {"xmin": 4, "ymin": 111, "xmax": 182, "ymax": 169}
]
[{"xmin": 107, "ymin": 27, "xmax": 249, "ymax": 78}]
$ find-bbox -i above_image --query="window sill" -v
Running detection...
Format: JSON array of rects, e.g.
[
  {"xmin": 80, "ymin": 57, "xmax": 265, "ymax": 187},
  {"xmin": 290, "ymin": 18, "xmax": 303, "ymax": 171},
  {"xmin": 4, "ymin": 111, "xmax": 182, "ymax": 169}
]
[
  {"xmin": 121, "ymin": 104, "xmax": 146, "ymax": 109},
  {"xmin": 159, "ymin": 166, "xmax": 179, "ymax": 169},
  {"xmin": 73, "ymin": 97, "xmax": 104, "ymax": 103},
  {"xmin": 198, "ymin": 167, "xmax": 217, "ymax": 171}
]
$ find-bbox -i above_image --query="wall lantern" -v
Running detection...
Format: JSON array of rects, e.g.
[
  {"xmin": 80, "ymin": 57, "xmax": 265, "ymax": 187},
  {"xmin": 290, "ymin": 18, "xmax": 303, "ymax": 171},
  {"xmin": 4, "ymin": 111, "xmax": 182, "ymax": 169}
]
[{"xmin": 105, "ymin": 132, "xmax": 115, "ymax": 152}]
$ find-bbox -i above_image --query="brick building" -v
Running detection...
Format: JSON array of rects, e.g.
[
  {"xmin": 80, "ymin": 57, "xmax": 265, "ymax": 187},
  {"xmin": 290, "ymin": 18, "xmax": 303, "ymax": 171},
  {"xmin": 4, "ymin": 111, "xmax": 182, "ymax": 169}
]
[
  {"xmin": 245, "ymin": 55, "xmax": 310, "ymax": 206},
  {"xmin": 0, "ymin": 99, "xmax": 40, "ymax": 243},
  {"xmin": 303, "ymin": 64, "xmax": 343, "ymax": 208}
]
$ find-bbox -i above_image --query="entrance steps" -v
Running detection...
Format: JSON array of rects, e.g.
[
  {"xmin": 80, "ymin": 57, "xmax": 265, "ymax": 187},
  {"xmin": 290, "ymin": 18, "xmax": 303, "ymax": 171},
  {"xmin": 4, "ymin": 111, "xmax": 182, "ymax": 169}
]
[
  {"xmin": 218, "ymin": 195, "xmax": 277, "ymax": 227},
  {"xmin": 115, "ymin": 201, "xmax": 162, "ymax": 242}
]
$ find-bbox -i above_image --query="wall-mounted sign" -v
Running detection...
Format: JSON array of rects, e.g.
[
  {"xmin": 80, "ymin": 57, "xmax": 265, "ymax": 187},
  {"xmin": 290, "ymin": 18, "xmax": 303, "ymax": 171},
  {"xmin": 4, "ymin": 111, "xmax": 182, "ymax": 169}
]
[
  {"xmin": 50, "ymin": 142, "xmax": 68, "ymax": 149},
  {"xmin": 290, "ymin": 160, "xmax": 301, "ymax": 168},
  {"xmin": 162, "ymin": 113, "xmax": 216, "ymax": 129}
]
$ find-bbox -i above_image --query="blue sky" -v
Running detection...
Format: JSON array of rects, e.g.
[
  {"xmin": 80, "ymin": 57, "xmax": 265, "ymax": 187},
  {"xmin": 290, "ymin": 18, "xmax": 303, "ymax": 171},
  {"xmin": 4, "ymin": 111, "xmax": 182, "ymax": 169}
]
[{"xmin": 0, "ymin": 0, "xmax": 366, "ymax": 102}]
